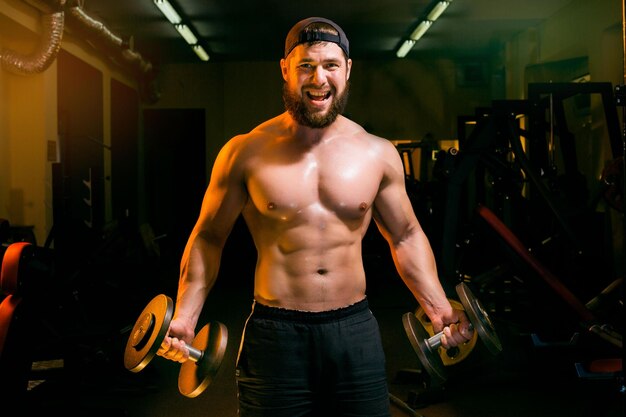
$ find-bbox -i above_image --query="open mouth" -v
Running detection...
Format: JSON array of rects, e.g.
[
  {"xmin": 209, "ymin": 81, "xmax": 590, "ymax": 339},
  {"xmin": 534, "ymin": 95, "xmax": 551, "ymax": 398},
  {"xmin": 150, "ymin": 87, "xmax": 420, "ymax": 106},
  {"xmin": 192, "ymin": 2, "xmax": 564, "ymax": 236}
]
[{"xmin": 306, "ymin": 91, "xmax": 331, "ymax": 101}]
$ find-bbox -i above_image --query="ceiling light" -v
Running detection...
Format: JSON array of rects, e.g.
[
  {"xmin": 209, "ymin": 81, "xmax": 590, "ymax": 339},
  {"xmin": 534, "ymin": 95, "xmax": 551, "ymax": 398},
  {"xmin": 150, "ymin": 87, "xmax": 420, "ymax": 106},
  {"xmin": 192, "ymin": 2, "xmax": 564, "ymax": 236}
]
[
  {"xmin": 193, "ymin": 45, "xmax": 210, "ymax": 61},
  {"xmin": 175, "ymin": 24, "xmax": 198, "ymax": 45},
  {"xmin": 410, "ymin": 21, "xmax": 432, "ymax": 41},
  {"xmin": 427, "ymin": 1, "xmax": 451, "ymax": 22},
  {"xmin": 396, "ymin": 40, "xmax": 416, "ymax": 58},
  {"xmin": 396, "ymin": 0, "xmax": 454, "ymax": 58},
  {"xmin": 154, "ymin": 0, "xmax": 211, "ymax": 62},
  {"xmin": 153, "ymin": 0, "xmax": 181, "ymax": 25}
]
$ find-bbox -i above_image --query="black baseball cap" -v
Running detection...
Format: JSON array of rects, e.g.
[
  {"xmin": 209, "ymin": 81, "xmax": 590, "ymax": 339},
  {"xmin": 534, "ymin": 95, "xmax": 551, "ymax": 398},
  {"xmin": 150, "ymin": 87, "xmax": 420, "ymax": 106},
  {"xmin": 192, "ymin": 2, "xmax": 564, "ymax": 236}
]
[{"xmin": 284, "ymin": 17, "xmax": 350, "ymax": 58}]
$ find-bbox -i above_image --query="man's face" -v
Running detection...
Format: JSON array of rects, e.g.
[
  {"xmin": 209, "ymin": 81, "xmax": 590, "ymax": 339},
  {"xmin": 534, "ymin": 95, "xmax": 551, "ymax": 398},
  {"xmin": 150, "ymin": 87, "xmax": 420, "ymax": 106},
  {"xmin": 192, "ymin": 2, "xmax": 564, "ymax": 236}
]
[{"xmin": 280, "ymin": 42, "xmax": 352, "ymax": 128}]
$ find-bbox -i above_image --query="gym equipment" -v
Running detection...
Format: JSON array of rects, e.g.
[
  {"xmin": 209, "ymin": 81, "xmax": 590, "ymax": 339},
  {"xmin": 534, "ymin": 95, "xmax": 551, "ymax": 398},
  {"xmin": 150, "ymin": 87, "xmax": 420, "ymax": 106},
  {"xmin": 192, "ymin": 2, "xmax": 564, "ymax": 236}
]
[
  {"xmin": 477, "ymin": 203, "xmax": 622, "ymax": 348},
  {"xmin": 402, "ymin": 282, "xmax": 502, "ymax": 385},
  {"xmin": 124, "ymin": 294, "xmax": 228, "ymax": 398},
  {"xmin": 1, "ymin": 242, "xmax": 31, "ymax": 357},
  {"xmin": 0, "ymin": 242, "xmax": 41, "ymax": 402},
  {"xmin": 478, "ymin": 204, "xmax": 595, "ymax": 323},
  {"xmin": 440, "ymin": 84, "xmax": 622, "ymax": 283},
  {"xmin": 413, "ymin": 299, "xmax": 477, "ymax": 366},
  {"xmin": 389, "ymin": 393, "xmax": 424, "ymax": 417},
  {"xmin": 600, "ymin": 156, "xmax": 623, "ymax": 213}
]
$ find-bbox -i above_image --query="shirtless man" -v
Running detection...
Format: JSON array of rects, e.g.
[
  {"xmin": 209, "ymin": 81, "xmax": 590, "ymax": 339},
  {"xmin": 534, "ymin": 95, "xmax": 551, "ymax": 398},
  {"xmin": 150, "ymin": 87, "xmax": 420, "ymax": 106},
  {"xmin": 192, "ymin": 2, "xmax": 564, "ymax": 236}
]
[{"xmin": 158, "ymin": 17, "xmax": 472, "ymax": 417}]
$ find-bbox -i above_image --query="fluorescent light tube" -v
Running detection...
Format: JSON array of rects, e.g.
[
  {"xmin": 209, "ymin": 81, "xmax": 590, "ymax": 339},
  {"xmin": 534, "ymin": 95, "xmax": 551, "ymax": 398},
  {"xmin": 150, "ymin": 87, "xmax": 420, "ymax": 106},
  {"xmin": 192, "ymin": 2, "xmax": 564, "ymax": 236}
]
[
  {"xmin": 193, "ymin": 45, "xmax": 210, "ymax": 61},
  {"xmin": 396, "ymin": 40, "xmax": 416, "ymax": 58},
  {"xmin": 427, "ymin": 1, "xmax": 450, "ymax": 22},
  {"xmin": 175, "ymin": 24, "xmax": 198, "ymax": 45},
  {"xmin": 154, "ymin": 0, "xmax": 181, "ymax": 25},
  {"xmin": 409, "ymin": 20, "xmax": 432, "ymax": 41}
]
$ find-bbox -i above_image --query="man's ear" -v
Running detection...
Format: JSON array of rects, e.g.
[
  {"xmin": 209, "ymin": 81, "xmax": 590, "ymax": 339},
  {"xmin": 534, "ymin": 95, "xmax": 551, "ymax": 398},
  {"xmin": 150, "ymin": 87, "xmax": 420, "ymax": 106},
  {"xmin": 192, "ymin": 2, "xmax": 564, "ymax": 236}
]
[
  {"xmin": 346, "ymin": 58, "xmax": 352, "ymax": 80},
  {"xmin": 280, "ymin": 58, "xmax": 288, "ymax": 81}
]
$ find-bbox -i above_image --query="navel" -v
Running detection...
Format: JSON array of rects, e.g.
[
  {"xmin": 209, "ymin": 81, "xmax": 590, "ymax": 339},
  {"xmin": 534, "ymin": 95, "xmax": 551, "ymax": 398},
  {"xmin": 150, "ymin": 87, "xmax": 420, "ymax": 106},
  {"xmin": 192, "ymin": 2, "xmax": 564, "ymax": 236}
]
[
  {"xmin": 317, "ymin": 268, "xmax": 328, "ymax": 275},
  {"xmin": 267, "ymin": 202, "xmax": 276, "ymax": 210}
]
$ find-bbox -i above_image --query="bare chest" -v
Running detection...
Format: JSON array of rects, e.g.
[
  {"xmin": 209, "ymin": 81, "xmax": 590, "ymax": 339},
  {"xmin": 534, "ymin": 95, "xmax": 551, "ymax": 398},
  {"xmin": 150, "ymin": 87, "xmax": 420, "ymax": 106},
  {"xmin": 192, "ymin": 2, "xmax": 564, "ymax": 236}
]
[{"xmin": 246, "ymin": 153, "xmax": 381, "ymax": 221}]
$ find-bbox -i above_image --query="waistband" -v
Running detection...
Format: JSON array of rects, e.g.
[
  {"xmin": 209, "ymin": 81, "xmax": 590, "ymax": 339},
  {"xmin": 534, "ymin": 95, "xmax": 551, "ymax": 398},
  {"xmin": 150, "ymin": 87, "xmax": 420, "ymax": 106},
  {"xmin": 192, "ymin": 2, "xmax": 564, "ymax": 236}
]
[{"xmin": 251, "ymin": 297, "xmax": 369, "ymax": 323}]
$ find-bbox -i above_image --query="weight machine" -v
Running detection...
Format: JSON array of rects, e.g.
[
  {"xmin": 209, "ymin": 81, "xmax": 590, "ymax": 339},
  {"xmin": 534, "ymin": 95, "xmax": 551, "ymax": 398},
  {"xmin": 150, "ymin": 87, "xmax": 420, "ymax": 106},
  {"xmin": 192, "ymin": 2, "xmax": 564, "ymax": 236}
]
[{"xmin": 434, "ymin": 82, "xmax": 624, "ymax": 394}]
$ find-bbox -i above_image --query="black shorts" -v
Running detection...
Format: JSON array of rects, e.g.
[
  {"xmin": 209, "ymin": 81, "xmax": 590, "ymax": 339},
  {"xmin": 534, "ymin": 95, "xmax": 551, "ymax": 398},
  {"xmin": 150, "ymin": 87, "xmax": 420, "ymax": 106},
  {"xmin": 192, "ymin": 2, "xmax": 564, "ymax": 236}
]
[{"xmin": 236, "ymin": 298, "xmax": 391, "ymax": 417}]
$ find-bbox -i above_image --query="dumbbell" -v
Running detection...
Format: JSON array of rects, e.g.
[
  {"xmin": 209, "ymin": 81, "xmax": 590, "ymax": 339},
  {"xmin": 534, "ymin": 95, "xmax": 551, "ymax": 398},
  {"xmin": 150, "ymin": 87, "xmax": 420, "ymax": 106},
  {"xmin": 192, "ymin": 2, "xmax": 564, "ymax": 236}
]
[
  {"xmin": 402, "ymin": 282, "xmax": 502, "ymax": 385},
  {"xmin": 413, "ymin": 298, "xmax": 478, "ymax": 366},
  {"xmin": 124, "ymin": 294, "xmax": 228, "ymax": 398}
]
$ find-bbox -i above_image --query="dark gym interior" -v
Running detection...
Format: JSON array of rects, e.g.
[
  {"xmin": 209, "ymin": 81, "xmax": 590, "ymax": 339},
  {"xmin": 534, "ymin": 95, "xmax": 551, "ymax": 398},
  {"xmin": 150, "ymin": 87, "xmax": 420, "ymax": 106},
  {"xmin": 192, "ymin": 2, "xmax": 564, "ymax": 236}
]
[{"xmin": 1, "ymin": 0, "xmax": 624, "ymax": 416}]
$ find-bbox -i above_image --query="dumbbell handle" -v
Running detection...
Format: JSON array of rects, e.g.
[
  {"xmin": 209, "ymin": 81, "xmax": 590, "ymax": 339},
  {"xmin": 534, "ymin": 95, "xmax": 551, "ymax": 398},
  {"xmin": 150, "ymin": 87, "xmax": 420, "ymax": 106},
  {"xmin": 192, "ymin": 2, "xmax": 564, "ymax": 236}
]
[
  {"xmin": 185, "ymin": 344, "xmax": 204, "ymax": 362},
  {"xmin": 425, "ymin": 323, "xmax": 474, "ymax": 350},
  {"xmin": 163, "ymin": 336, "xmax": 204, "ymax": 363}
]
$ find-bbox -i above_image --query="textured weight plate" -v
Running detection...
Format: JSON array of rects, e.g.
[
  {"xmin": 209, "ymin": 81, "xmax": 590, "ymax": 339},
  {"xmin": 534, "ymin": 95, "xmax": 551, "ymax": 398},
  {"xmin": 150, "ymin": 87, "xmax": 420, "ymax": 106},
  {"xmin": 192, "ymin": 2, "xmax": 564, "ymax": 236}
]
[
  {"xmin": 456, "ymin": 282, "xmax": 502, "ymax": 355},
  {"xmin": 124, "ymin": 294, "xmax": 173, "ymax": 372},
  {"xmin": 402, "ymin": 312, "xmax": 447, "ymax": 385},
  {"xmin": 179, "ymin": 321, "xmax": 228, "ymax": 398},
  {"xmin": 415, "ymin": 299, "xmax": 478, "ymax": 365}
]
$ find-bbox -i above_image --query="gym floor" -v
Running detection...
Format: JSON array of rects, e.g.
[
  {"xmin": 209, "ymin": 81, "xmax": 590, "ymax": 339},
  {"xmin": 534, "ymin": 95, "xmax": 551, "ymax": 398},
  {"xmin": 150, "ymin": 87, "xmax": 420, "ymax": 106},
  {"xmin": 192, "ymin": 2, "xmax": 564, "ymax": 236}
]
[{"xmin": 18, "ymin": 265, "xmax": 624, "ymax": 417}]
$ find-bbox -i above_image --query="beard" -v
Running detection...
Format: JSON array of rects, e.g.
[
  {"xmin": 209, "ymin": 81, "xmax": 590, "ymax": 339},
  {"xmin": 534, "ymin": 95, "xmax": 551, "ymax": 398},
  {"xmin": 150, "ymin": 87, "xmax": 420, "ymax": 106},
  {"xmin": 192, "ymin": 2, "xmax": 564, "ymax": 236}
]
[{"xmin": 282, "ymin": 81, "xmax": 350, "ymax": 129}]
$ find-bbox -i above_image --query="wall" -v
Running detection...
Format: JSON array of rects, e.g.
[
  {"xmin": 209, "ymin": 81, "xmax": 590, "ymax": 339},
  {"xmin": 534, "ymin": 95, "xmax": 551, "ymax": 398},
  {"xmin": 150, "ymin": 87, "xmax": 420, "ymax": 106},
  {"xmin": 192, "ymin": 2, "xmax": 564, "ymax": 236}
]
[
  {"xmin": 1, "ymin": 0, "xmax": 138, "ymax": 245},
  {"xmin": 505, "ymin": 0, "xmax": 621, "ymax": 183},
  {"xmin": 503, "ymin": 0, "xmax": 623, "ymax": 277},
  {"xmin": 1, "ymin": 2, "xmax": 56, "ymax": 244},
  {"xmin": 148, "ymin": 55, "xmax": 492, "ymax": 185},
  {"xmin": 144, "ymin": 61, "xmax": 284, "ymax": 181},
  {"xmin": 506, "ymin": 0, "xmax": 621, "ymax": 94}
]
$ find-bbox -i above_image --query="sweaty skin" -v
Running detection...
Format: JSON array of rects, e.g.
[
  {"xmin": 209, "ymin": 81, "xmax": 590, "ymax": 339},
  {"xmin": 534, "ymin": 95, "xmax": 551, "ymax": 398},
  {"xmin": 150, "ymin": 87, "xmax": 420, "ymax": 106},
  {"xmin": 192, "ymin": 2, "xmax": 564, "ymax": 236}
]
[{"xmin": 158, "ymin": 41, "xmax": 471, "ymax": 363}]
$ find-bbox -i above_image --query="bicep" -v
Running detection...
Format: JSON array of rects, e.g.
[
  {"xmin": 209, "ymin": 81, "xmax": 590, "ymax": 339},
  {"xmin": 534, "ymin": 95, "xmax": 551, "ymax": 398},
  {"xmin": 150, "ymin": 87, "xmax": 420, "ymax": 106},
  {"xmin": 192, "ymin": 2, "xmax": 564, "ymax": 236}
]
[
  {"xmin": 372, "ymin": 147, "xmax": 420, "ymax": 244},
  {"xmin": 192, "ymin": 142, "xmax": 248, "ymax": 245}
]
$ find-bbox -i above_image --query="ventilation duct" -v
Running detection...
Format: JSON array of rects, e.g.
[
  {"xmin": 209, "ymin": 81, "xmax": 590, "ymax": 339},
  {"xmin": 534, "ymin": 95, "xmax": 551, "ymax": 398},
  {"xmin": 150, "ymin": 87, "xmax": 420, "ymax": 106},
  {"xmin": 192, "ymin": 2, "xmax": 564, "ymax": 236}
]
[
  {"xmin": 0, "ymin": 1, "xmax": 64, "ymax": 75},
  {"xmin": 0, "ymin": 0, "xmax": 160, "ymax": 103}
]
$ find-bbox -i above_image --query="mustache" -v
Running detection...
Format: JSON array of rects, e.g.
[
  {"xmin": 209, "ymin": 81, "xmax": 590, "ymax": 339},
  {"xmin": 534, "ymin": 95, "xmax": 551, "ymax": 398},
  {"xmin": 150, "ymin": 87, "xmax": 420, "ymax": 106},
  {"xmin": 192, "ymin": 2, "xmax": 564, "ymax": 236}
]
[{"xmin": 282, "ymin": 81, "xmax": 350, "ymax": 129}]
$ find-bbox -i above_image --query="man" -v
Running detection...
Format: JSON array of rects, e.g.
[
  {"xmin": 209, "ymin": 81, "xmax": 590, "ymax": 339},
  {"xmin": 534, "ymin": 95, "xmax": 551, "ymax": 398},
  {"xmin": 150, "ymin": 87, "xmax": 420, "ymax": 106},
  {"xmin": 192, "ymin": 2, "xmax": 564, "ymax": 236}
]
[{"xmin": 158, "ymin": 17, "xmax": 472, "ymax": 416}]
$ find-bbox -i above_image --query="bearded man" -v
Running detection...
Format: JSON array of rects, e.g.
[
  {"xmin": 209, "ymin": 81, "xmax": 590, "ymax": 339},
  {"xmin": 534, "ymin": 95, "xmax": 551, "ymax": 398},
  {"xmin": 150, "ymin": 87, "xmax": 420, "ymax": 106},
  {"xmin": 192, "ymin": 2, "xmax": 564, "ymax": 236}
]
[{"xmin": 158, "ymin": 17, "xmax": 471, "ymax": 417}]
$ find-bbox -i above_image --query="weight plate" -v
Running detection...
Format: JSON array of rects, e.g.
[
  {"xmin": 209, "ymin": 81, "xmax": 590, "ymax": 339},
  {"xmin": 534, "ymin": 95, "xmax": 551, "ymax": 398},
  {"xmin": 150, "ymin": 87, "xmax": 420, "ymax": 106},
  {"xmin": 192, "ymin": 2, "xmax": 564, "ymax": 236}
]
[
  {"xmin": 415, "ymin": 299, "xmax": 478, "ymax": 366},
  {"xmin": 124, "ymin": 294, "xmax": 173, "ymax": 372},
  {"xmin": 402, "ymin": 312, "xmax": 447, "ymax": 385},
  {"xmin": 456, "ymin": 282, "xmax": 502, "ymax": 355},
  {"xmin": 179, "ymin": 321, "xmax": 228, "ymax": 398}
]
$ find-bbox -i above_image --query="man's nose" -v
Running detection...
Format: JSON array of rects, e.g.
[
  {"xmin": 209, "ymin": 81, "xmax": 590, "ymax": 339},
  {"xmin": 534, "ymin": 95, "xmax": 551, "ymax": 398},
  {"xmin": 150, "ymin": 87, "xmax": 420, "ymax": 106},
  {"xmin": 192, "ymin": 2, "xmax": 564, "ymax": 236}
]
[{"xmin": 311, "ymin": 66, "xmax": 327, "ymax": 83}]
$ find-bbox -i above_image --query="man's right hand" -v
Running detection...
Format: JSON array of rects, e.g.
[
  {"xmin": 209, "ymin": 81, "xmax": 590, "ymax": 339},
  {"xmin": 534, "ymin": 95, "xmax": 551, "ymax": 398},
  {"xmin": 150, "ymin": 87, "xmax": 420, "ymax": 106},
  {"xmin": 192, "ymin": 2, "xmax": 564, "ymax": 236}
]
[{"xmin": 157, "ymin": 318, "xmax": 195, "ymax": 363}]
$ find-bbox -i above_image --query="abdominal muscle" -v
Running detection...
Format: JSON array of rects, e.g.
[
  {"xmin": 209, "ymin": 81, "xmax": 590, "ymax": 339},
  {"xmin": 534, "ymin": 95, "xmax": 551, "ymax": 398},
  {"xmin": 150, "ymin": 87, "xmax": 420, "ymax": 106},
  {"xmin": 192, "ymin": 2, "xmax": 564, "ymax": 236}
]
[{"xmin": 245, "ymin": 209, "xmax": 370, "ymax": 312}]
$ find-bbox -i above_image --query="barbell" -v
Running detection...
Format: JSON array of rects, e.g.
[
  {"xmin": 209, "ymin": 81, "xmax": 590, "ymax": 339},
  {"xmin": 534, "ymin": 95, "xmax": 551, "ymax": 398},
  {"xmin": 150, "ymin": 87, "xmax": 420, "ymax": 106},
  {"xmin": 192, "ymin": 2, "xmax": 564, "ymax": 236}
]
[{"xmin": 123, "ymin": 294, "xmax": 228, "ymax": 398}]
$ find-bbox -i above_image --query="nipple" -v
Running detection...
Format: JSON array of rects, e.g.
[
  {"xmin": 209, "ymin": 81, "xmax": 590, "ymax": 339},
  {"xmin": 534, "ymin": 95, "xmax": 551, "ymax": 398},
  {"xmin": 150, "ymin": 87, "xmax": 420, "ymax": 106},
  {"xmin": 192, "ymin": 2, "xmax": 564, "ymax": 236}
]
[
  {"xmin": 359, "ymin": 202, "xmax": 368, "ymax": 211},
  {"xmin": 267, "ymin": 202, "xmax": 276, "ymax": 210}
]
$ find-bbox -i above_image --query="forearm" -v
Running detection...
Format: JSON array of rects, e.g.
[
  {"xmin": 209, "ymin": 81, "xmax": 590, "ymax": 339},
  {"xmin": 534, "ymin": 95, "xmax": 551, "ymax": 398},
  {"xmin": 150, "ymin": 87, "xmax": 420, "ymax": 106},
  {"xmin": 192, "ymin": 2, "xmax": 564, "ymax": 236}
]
[
  {"xmin": 392, "ymin": 229, "xmax": 453, "ymax": 324},
  {"xmin": 173, "ymin": 230, "xmax": 223, "ymax": 328}
]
